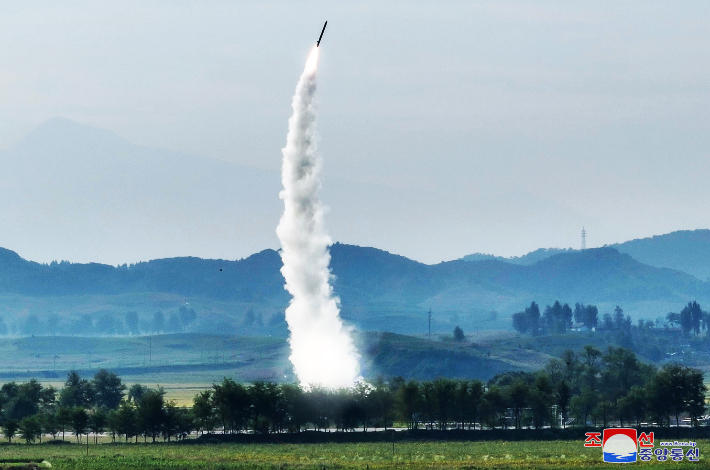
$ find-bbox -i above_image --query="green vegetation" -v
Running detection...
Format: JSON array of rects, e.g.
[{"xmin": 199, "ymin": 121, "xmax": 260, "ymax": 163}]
[
  {"xmin": 510, "ymin": 299, "xmax": 710, "ymax": 366},
  {"xmin": 2, "ymin": 240, "xmax": 710, "ymax": 337},
  {"xmin": 0, "ymin": 346, "xmax": 705, "ymax": 447},
  {"xmin": 0, "ymin": 331, "xmax": 534, "ymax": 390},
  {"xmin": 0, "ymin": 439, "xmax": 704, "ymax": 469}
]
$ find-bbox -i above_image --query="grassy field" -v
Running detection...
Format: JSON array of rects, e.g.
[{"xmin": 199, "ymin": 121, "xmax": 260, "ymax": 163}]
[
  {"xmin": 0, "ymin": 334, "xmax": 292, "ymax": 404},
  {"xmin": 0, "ymin": 330, "xmax": 704, "ymax": 407},
  {"xmin": 0, "ymin": 331, "xmax": 542, "ymax": 404},
  {"xmin": 0, "ymin": 439, "xmax": 705, "ymax": 469}
]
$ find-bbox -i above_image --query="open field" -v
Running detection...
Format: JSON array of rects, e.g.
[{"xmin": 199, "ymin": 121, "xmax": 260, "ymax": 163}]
[
  {"xmin": 0, "ymin": 439, "xmax": 706, "ymax": 469},
  {"xmin": 0, "ymin": 331, "xmax": 543, "ymax": 398},
  {"xmin": 0, "ymin": 334, "xmax": 291, "ymax": 404},
  {"xmin": 0, "ymin": 330, "xmax": 705, "ymax": 406}
]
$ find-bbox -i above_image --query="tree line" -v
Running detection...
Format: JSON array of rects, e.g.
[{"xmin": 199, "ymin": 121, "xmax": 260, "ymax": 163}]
[
  {"xmin": 191, "ymin": 346, "xmax": 706, "ymax": 434},
  {"xmin": 512, "ymin": 300, "xmax": 710, "ymax": 337},
  {"xmin": 1, "ymin": 347, "xmax": 706, "ymax": 443},
  {"xmin": 0, "ymin": 369, "xmax": 191, "ymax": 443},
  {"xmin": 7, "ymin": 306, "xmax": 199, "ymax": 337},
  {"xmin": 666, "ymin": 301, "xmax": 710, "ymax": 337}
]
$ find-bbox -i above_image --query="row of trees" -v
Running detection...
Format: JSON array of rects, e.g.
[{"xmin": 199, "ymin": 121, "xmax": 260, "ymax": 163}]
[
  {"xmin": 1, "ymin": 348, "xmax": 706, "ymax": 442},
  {"xmin": 0, "ymin": 369, "xmax": 192, "ymax": 443},
  {"xmin": 191, "ymin": 347, "xmax": 706, "ymax": 434},
  {"xmin": 666, "ymin": 301, "xmax": 710, "ymax": 337},
  {"xmin": 512, "ymin": 301, "xmax": 581, "ymax": 335},
  {"xmin": 512, "ymin": 300, "xmax": 693, "ymax": 337},
  {"xmin": 8, "ymin": 306, "xmax": 199, "ymax": 337}
]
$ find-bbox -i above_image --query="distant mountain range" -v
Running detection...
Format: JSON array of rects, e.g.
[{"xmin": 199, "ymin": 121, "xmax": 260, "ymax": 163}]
[
  {"xmin": 463, "ymin": 229, "xmax": 710, "ymax": 282},
  {"xmin": 610, "ymin": 230, "xmax": 710, "ymax": 282},
  {"xmin": 462, "ymin": 248, "xmax": 576, "ymax": 265},
  {"xmin": 1, "ymin": 116, "xmax": 709, "ymax": 333},
  {"xmin": 0, "ymin": 117, "xmax": 589, "ymax": 266},
  {"xmin": 0, "ymin": 117, "xmax": 283, "ymax": 264},
  {"xmin": 0, "ymin": 231, "xmax": 709, "ymax": 334}
]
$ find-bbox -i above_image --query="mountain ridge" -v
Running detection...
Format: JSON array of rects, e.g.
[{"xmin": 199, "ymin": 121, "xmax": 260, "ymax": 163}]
[
  {"xmin": 462, "ymin": 229, "xmax": 710, "ymax": 282},
  {"xmin": 0, "ymin": 241, "xmax": 706, "ymax": 333}
]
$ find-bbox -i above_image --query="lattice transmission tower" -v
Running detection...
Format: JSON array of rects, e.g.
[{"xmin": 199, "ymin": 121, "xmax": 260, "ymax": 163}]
[{"xmin": 581, "ymin": 227, "xmax": 587, "ymax": 250}]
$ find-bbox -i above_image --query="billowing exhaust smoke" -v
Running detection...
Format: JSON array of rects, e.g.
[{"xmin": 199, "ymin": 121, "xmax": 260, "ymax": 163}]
[{"xmin": 276, "ymin": 47, "xmax": 362, "ymax": 389}]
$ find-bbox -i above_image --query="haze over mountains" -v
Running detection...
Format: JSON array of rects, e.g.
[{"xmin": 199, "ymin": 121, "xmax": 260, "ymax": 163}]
[
  {"xmin": 1, "ymin": 118, "xmax": 709, "ymax": 337},
  {"xmin": 1, "ymin": 118, "xmax": 591, "ymax": 265},
  {"xmin": 463, "ymin": 230, "xmax": 710, "ymax": 282},
  {"xmin": 0, "ymin": 232, "xmax": 708, "ymax": 336}
]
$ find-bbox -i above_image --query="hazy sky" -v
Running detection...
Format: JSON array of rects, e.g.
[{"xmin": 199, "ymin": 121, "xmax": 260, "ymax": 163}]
[{"xmin": 1, "ymin": 1, "xmax": 709, "ymax": 263}]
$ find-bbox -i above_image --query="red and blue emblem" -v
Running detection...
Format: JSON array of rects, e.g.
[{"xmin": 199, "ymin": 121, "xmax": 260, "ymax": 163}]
[{"xmin": 603, "ymin": 428, "xmax": 638, "ymax": 463}]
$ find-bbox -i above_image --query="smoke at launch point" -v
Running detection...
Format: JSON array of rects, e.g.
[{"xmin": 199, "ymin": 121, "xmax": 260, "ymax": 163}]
[{"xmin": 276, "ymin": 47, "xmax": 362, "ymax": 389}]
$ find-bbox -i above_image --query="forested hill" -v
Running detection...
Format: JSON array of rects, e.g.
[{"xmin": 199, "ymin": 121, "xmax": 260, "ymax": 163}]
[
  {"xmin": 0, "ymin": 244, "xmax": 707, "ymax": 324},
  {"xmin": 461, "ymin": 248, "xmax": 575, "ymax": 265},
  {"xmin": 611, "ymin": 229, "xmax": 710, "ymax": 281},
  {"xmin": 462, "ymin": 229, "xmax": 710, "ymax": 282}
]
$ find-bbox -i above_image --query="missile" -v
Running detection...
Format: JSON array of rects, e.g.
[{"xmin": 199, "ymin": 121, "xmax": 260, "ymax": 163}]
[{"xmin": 317, "ymin": 21, "xmax": 327, "ymax": 47}]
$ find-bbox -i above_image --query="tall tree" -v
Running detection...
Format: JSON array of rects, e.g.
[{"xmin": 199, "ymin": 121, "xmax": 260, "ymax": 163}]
[
  {"xmin": 152, "ymin": 311, "xmax": 165, "ymax": 333},
  {"xmin": 125, "ymin": 311, "xmax": 140, "ymax": 335},
  {"xmin": 527, "ymin": 302, "xmax": 541, "ymax": 336},
  {"xmin": 467, "ymin": 380, "xmax": 484, "ymax": 430},
  {"xmin": 128, "ymin": 384, "xmax": 148, "ymax": 403},
  {"xmin": 2, "ymin": 419, "xmax": 18, "ymax": 443},
  {"xmin": 529, "ymin": 374, "xmax": 553, "ymax": 429},
  {"xmin": 92, "ymin": 369, "xmax": 126, "ymax": 409},
  {"xmin": 561, "ymin": 350, "xmax": 580, "ymax": 390},
  {"xmin": 581, "ymin": 345, "xmax": 602, "ymax": 391},
  {"xmin": 56, "ymin": 407, "xmax": 72, "ymax": 441},
  {"xmin": 508, "ymin": 380, "xmax": 528, "ymax": 429},
  {"xmin": 645, "ymin": 363, "xmax": 706, "ymax": 426},
  {"xmin": 115, "ymin": 401, "xmax": 137, "ymax": 442},
  {"xmin": 574, "ymin": 303, "xmax": 599, "ymax": 329},
  {"xmin": 453, "ymin": 326, "xmax": 465, "ymax": 342},
  {"xmin": 395, "ymin": 380, "xmax": 421, "ymax": 429},
  {"xmin": 681, "ymin": 301, "xmax": 704, "ymax": 336},
  {"xmin": 613, "ymin": 306, "xmax": 625, "ymax": 329},
  {"xmin": 571, "ymin": 388, "xmax": 598, "ymax": 425},
  {"xmin": 136, "ymin": 388, "xmax": 166, "ymax": 442},
  {"xmin": 600, "ymin": 347, "xmax": 643, "ymax": 400},
  {"xmin": 433, "ymin": 378, "xmax": 456, "ymax": 430},
  {"xmin": 89, "ymin": 408, "xmax": 107, "ymax": 444},
  {"xmin": 483, "ymin": 386, "xmax": 506, "ymax": 429},
  {"xmin": 512, "ymin": 311, "xmax": 529, "ymax": 334},
  {"xmin": 556, "ymin": 382, "xmax": 571, "ymax": 428},
  {"xmin": 71, "ymin": 407, "xmax": 89, "ymax": 443},
  {"xmin": 59, "ymin": 371, "xmax": 93, "ymax": 408},
  {"xmin": 192, "ymin": 390, "xmax": 214, "ymax": 435}
]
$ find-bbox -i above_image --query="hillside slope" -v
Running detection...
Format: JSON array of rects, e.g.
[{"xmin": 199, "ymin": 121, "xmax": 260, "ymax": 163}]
[
  {"xmin": 0, "ymin": 244, "xmax": 706, "ymax": 334},
  {"xmin": 613, "ymin": 229, "xmax": 710, "ymax": 281},
  {"xmin": 462, "ymin": 229, "xmax": 710, "ymax": 282}
]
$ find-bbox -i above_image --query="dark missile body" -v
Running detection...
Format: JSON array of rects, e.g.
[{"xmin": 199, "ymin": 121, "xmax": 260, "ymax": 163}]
[{"xmin": 317, "ymin": 21, "xmax": 327, "ymax": 47}]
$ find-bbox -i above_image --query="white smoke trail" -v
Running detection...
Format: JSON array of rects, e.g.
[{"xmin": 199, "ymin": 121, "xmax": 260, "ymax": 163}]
[{"xmin": 276, "ymin": 47, "xmax": 362, "ymax": 389}]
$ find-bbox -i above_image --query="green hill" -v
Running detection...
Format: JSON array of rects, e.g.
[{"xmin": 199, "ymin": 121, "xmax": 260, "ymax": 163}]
[
  {"xmin": 612, "ymin": 229, "xmax": 710, "ymax": 281},
  {"xmin": 462, "ymin": 229, "xmax": 710, "ymax": 282},
  {"xmin": 0, "ymin": 243, "xmax": 707, "ymax": 336}
]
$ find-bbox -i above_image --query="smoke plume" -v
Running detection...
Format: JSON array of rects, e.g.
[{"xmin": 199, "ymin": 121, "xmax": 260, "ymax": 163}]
[{"xmin": 276, "ymin": 47, "xmax": 362, "ymax": 389}]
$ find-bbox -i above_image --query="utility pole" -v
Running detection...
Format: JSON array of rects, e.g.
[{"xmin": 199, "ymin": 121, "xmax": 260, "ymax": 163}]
[
  {"xmin": 149, "ymin": 337, "xmax": 152, "ymax": 367},
  {"xmin": 428, "ymin": 308, "xmax": 432, "ymax": 342}
]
